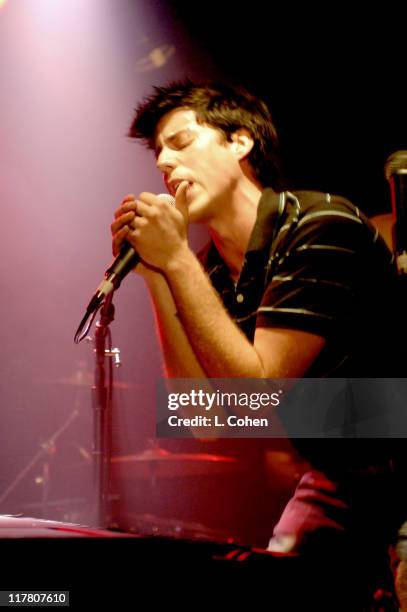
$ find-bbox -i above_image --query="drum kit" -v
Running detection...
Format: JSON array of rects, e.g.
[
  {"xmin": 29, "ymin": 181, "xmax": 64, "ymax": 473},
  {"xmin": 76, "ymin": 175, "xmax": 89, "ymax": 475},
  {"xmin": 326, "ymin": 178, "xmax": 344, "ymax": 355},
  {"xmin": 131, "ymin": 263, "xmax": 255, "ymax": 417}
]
[
  {"xmin": 110, "ymin": 445, "xmax": 239, "ymax": 480},
  {"xmin": 108, "ymin": 445, "xmax": 243, "ymax": 541},
  {"xmin": 1, "ymin": 367, "xmax": 243, "ymax": 542}
]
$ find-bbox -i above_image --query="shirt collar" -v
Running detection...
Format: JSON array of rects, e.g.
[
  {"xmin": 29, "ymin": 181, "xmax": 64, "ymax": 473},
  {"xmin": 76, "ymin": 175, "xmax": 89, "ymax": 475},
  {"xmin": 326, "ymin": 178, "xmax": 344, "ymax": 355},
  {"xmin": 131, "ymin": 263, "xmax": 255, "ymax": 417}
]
[
  {"xmin": 202, "ymin": 188, "xmax": 286, "ymax": 281},
  {"xmin": 245, "ymin": 188, "xmax": 285, "ymax": 255}
]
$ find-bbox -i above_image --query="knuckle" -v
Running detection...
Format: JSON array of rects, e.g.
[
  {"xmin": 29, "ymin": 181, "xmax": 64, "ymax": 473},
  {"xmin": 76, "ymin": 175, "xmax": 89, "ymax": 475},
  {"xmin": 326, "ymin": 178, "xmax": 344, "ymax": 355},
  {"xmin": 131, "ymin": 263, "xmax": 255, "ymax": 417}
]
[
  {"xmin": 122, "ymin": 194, "xmax": 135, "ymax": 203},
  {"xmin": 111, "ymin": 221, "xmax": 121, "ymax": 235}
]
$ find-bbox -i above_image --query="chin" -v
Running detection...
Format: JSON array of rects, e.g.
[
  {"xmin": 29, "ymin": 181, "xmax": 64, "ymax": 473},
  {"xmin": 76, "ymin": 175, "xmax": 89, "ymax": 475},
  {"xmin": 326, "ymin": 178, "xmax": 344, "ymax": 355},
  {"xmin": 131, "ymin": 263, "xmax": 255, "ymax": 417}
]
[
  {"xmin": 187, "ymin": 198, "xmax": 206, "ymax": 223},
  {"xmin": 188, "ymin": 191, "xmax": 217, "ymax": 223},
  {"xmin": 188, "ymin": 205, "xmax": 212, "ymax": 225}
]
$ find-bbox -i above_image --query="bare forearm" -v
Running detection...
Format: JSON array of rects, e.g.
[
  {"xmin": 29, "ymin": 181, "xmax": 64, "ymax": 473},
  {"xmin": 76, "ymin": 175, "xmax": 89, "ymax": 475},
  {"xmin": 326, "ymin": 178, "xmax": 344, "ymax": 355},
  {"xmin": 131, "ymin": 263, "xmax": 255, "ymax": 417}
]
[
  {"xmin": 145, "ymin": 266, "xmax": 254, "ymax": 437},
  {"xmin": 164, "ymin": 248, "xmax": 266, "ymax": 378},
  {"xmin": 113, "ymin": 191, "xmax": 324, "ymax": 381},
  {"xmin": 144, "ymin": 271, "xmax": 206, "ymax": 378}
]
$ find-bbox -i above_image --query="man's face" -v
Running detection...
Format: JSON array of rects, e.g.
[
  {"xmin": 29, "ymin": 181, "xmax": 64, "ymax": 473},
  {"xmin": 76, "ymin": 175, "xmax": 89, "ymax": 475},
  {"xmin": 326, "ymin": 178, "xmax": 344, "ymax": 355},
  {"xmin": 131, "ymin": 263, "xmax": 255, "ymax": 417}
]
[{"xmin": 154, "ymin": 108, "xmax": 244, "ymax": 223}]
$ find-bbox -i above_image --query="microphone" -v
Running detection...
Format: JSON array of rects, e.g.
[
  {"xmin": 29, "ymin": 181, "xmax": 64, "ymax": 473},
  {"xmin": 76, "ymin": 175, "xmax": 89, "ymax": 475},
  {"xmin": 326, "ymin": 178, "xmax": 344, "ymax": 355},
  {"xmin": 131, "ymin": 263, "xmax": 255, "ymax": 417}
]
[
  {"xmin": 385, "ymin": 150, "xmax": 407, "ymax": 274},
  {"xmin": 83, "ymin": 193, "xmax": 175, "ymax": 315}
]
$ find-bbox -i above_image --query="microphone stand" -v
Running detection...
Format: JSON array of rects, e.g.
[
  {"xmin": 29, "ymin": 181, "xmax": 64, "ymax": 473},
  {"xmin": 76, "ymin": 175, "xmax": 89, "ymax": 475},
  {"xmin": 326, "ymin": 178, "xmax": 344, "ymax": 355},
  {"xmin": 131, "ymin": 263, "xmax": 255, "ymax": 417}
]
[{"xmin": 91, "ymin": 291, "xmax": 115, "ymax": 528}]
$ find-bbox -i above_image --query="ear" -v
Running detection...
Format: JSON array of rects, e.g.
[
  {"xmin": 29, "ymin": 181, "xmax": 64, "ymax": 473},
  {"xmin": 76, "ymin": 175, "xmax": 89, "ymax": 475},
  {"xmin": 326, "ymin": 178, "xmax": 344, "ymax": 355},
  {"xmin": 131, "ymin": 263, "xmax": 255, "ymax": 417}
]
[{"xmin": 229, "ymin": 128, "xmax": 254, "ymax": 161}]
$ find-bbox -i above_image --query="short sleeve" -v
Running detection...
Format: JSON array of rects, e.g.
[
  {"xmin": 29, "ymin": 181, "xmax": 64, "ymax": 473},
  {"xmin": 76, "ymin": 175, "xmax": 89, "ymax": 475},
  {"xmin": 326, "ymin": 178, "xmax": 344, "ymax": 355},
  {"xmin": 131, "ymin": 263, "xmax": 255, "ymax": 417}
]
[{"xmin": 256, "ymin": 198, "xmax": 388, "ymax": 338}]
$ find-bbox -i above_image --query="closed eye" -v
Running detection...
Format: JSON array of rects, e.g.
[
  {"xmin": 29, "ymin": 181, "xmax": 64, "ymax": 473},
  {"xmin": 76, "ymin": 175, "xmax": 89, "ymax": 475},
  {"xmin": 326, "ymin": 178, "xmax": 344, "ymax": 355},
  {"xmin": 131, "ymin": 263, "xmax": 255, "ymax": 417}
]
[
  {"xmin": 155, "ymin": 129, "xmax": 195, "ymax": 158},
  {"xmin": 171, "ymin": 132, "xmax": 193, "ymax": 149}
]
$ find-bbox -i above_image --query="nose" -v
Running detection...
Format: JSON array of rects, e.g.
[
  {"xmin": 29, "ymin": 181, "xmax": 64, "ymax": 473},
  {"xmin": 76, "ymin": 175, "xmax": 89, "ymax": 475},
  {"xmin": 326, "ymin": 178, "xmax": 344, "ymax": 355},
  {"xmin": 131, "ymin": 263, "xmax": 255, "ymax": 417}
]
[{"xmin": 156, "ymin": 147, "xmax": 176, "ymax": 174}]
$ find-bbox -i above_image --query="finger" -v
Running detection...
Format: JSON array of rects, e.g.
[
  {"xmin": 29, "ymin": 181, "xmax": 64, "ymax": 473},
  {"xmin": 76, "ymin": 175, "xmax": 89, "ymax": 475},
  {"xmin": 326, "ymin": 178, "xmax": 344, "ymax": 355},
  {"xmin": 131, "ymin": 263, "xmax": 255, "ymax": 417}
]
[
  {"xmin": 112, "ymin": 225, "xmax": 130, "ymax": 256},
  {"xmin": 135, "ymin": 200, "xmax": 159, "ymax": 218},
  {"xmin": 136, "ymin": 194, "xmax": 176, "ymax": 218},
  {"xmin": 114, "ymin": 194, "xmax": 137, "ymax": 217},
  {"xmin": 111, "ymin": 211, "xmax": 136, "ymax": 235},
  {"xmin": 132, "ymin": 215, "xmax": 148, "ymax": 229},
  {"xmin": 114, "ymin": 201, "xmax": 137, "ymax": 219},
  {"xmin": 175, "ymin": 181, "xmax": 190, "ymax": 220},
  {"xmin": 137, "ymin": 192, "xmax": 157, "ymax": 205},
  {"xmin": 122, "ymin": 194, "xmax": 137, "ymax": 204}
]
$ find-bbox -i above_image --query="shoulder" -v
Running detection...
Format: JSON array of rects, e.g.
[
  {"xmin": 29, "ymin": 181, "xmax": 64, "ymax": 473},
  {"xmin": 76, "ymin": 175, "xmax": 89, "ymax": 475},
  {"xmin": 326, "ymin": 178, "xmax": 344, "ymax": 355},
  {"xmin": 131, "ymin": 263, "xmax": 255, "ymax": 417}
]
[
  {"xmin": 290, "ymin": 190, "xmax": 364, "ymax": 222},
  {"xmin": 285, "ymin": 190, "xmax": 389, "ymax": 256}
]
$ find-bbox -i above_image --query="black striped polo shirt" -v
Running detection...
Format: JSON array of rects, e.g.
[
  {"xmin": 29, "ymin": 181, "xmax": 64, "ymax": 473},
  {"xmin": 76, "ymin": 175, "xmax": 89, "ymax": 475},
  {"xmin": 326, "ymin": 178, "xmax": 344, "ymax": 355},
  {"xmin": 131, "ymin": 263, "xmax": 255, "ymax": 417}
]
[{"xmin": 199, "ymin": 188, "xmax": 401, "ymax": 378}]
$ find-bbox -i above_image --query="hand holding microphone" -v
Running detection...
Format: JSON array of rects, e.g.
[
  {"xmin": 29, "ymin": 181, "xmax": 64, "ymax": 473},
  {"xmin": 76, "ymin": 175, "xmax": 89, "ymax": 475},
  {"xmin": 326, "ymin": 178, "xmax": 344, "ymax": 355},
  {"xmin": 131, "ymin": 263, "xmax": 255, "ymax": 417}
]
[
  {"xmin": 101, "ymin": 191, "xmax": 178, "ymax": 303},
  {"xmin": 111, "ymin": 192, "xmax": 176, "ymax": 273},
  {"xmin": 74, "ymin": 186, "xmax": 189, "ymax": 342},
  {"xmin": 111, "ymin": 183, "xmax": 189, "ymax": 272}
]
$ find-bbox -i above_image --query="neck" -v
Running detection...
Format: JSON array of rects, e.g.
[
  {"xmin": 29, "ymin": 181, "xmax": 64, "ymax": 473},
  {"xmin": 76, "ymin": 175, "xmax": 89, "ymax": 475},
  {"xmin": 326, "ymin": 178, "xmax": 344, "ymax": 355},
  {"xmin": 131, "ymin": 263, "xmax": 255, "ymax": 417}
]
[{"xmin": 207, "ymin": 180, "xmax": 264, "ymax": 280}]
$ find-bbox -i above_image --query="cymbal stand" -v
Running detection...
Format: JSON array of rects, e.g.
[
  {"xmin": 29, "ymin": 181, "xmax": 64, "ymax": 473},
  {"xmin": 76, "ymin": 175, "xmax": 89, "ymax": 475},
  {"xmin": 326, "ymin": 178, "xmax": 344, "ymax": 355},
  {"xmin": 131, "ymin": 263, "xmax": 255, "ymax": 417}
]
[{"xmin": 0, "ymin": 409, "xmax": 79, "ymax": 515}]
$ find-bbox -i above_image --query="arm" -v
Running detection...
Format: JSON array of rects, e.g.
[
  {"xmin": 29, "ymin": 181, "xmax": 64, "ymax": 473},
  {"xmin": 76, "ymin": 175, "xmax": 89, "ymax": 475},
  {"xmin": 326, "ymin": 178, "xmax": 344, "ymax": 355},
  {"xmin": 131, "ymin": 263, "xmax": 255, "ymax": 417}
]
[
  {"xmin": 164, "ymin": 247, "xmax": 325, "ymax": 378},
  {"xmin": 111, "ymin": 188, "xmax": 325, "ymax": 379},
  {"xmin": 111, "ymin": 193, "xmax": 205, "ymax": 378},
  {"xmin": 143, "ymin": 269, "xmax": 206, "ymax": 377},
  {"xmin": 136, "ymin": 215, "xmax": 324, "ymax": 378}
]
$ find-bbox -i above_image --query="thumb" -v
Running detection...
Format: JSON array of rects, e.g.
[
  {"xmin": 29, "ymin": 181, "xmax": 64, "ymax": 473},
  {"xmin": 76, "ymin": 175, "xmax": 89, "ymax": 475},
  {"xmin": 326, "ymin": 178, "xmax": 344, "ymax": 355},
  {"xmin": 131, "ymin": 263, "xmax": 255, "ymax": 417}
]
[{"xmin": 175, "ymin": 180, "xmax": 190, "ymax": 222}]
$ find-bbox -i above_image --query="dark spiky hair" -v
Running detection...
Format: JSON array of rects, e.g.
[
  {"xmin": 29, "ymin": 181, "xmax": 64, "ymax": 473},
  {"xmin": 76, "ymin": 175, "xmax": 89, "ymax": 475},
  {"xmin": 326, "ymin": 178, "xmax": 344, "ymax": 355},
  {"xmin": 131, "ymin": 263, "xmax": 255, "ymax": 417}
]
[{"xmin": 128, "ymin": 79, "xmax": 282, "ymax": 189}]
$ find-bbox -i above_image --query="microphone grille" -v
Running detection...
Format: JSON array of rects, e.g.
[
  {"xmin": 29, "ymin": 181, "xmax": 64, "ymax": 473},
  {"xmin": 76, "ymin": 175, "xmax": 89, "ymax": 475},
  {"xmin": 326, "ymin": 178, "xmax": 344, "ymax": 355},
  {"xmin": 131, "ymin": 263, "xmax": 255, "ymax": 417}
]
[
  {"xmin": 385, "ymin": 150, "xmax": 407, "ymax": 181},
  {"xmin": 157, "ymin": 193, "xmax": 176, "ymax": 206}
]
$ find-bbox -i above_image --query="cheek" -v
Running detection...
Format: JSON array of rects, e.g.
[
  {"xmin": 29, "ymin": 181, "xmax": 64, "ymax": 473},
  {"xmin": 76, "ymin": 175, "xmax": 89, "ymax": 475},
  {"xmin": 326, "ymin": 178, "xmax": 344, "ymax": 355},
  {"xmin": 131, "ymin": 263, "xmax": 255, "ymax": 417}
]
[{"xmin": 202, "ymin": 157, "xmax": 236, "ymax": 188}]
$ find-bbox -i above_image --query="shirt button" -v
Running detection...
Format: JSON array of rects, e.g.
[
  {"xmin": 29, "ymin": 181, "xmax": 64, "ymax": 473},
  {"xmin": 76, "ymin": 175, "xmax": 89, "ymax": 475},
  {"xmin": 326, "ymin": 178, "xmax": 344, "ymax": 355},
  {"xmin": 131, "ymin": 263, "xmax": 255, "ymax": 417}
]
[{"xmin": 236, "ymin": 293, "xmax": 244, "ymax": 303}]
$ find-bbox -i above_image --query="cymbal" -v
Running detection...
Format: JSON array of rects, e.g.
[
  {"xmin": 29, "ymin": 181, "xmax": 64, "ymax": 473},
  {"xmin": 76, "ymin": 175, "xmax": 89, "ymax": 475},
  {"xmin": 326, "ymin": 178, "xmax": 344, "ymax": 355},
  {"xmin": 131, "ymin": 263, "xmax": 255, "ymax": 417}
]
[{"xmin": 111, "ymin": 448, "xmax": 239, "ymax": 479}]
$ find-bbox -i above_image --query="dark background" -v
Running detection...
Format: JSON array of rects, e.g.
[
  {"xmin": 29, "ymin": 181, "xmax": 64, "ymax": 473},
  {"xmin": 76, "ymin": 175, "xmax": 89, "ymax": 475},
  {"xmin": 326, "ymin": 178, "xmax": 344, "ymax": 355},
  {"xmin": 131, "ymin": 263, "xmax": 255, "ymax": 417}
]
[{"xmin": 166, "ymin": 1, "xmax": 406, "ymax": 216}]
